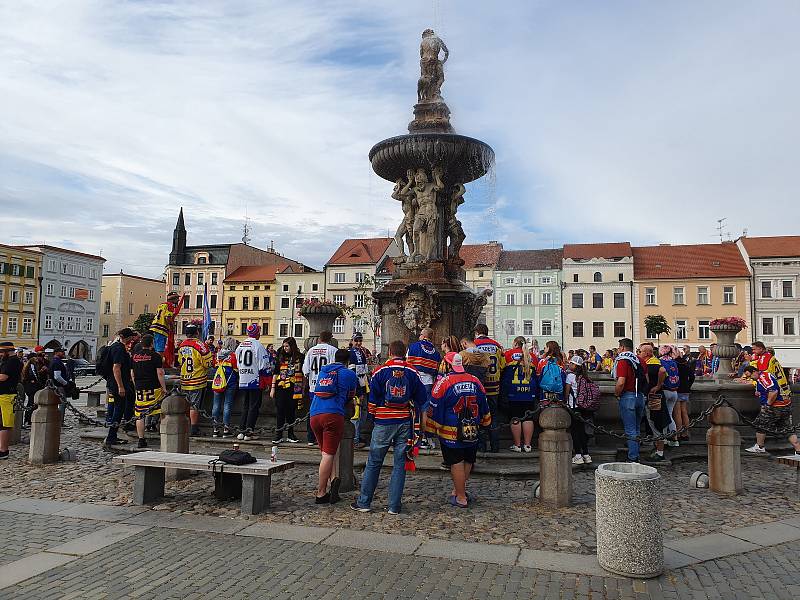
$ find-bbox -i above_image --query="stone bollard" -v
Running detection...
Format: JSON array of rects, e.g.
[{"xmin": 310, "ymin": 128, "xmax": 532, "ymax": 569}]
[
  {"xmin": 159, "ymin": 392, "xmax": 190, "ymax": 481},
  {"xmin": 10, "ymin": 385, "xmax": 23, "ymax": 445},
  {"xmin": 596, "ymin": 462, "xmax": 663, "ymax": 578},
  {"xmin": 28, "ymin": 388, "xmax": 62, "ymax": 464},
  {"xmin": 537, "ymin": 404, "xmax": 573, "ymax": 507},
  {"xmin": 706, "ymin": 404, "xmax": 743, "ymax": 495},
  {"xmin": 337, "ymin": 418, "xmax": 357, "ymax": 493},
  {"xmin": 86, "ymin": 390, "xmax": 102, "ymax": 408}
]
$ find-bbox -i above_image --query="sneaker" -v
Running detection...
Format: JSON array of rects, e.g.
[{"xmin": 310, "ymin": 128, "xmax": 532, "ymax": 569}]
[
  {"xmin": 582, "ymin": 454, "xmax": 592, "ymax": 464},
  {"xmin": 745, "ymin": 444, "xmax": 767, "ymax": 454},
  {"xmin": 387, "ymin": 508, "xmax": 400, "ymax": 515},
  {"xmin": 647, "ymin": 451, "xmax": 665, "ymax": 461},
  {"xmin": 272, "ymin": 439, "xmax": 283, "ymax": 445},
  {"xmin": 349, "ymin": 502, "xmax": 371, "ymax": 513},
  {"xmin": 237, "ymin": 433, "xmax": 245, "ymax": 441},
  {"xmin": 286, "ymin": 437, "xmax": 299, "ymax": 444},
  {"xmin": 212, "ymin": 429, "xmax": 220, "ymax": 438},
  {"xmin": 571, "ymin": 454, "xmax": 585, "ymax": 465},
  {"xmin": 523, "ymin": 445, "xmax": 533, "ymax": 453},
  {"xmin": 137, "ymin": 438, "xmax": 148, "ymax": 449},
  {"xmin": 419, "ymin": 439, "xmax": 430, "ymax": 450},
  {"xmin": 106, "ymin": 439, "xmax": 128, "ymax": 446},
  {"xmin": 509, "ymin": 445, "xmax": 522, "ymax": 453},
  {"xmin": 243, "ymin": 435, "xmax": 252, "ymax": 442},
  {"xmin": 665, "ymin": 440, "xmax": 680, "ymax": 447},
  {"xmin": 307, "ymin": 442, "xmax": 316, "ymax": 447},
  {"xmin": 0, "ymin": 450, "xmax": 9, "ymax": 460},
  {"xmin": 427, "ymin": 438, "xmax": 436, "ymax": 450},
  {"xmin": 222, "ymin": 428, "xmax": 232, "ymax": 438}
]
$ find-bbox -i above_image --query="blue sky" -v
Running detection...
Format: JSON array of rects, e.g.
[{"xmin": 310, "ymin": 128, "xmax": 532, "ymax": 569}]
[{"xmin": 1, "ymin": 1, "xmax": 798, "ymax": 277}]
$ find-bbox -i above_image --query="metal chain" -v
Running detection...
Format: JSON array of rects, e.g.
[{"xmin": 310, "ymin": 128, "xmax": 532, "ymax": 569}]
[{"xmin": 722, "ymin": 400, "xmax": 800, "ymax": 437}]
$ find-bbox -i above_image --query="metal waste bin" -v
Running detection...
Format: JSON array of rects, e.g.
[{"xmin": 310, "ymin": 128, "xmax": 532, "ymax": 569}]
[{"xmin": 595, "ymin": 462, "xmax": 663, "ymax": 578}]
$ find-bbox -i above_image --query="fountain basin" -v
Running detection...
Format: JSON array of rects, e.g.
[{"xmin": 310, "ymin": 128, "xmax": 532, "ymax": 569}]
[{"xmin": 369, "ymin": 133, "xmax": 494, "ymax": 184}]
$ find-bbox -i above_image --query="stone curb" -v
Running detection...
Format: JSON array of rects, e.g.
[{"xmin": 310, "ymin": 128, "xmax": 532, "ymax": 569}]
[{"xmin": 1, "ymin": 495, "xmax": 799, "ymax": 584}]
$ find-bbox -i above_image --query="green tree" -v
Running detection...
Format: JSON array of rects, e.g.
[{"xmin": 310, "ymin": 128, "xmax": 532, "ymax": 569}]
[
  {"xmin": 133, "ymin": 312, "xmax": 154, "ymax": 334},
  {"xmin": 340, "ymin": 274, "xmax": 383, "ymax": 354},
  {"xmin": 643, "ymin": 314, "xmax": 671, "ymax": 344}
]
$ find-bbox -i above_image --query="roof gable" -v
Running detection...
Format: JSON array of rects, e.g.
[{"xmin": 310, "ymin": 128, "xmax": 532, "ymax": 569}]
[
  {"xmin": 632, "ymin": 243, "xmax": 749, "ymax": 279},
  {"xmin": 563, "ymin": 242, "xmax": 632, "ymax": 260},
  {"xmin": 497, "ymin": 249, "xmax": 563, "ymax": 271},
  {"xmin": 740, "ymin": 236, "xmax": 800, "ymax": 259},
  {"xmin": 459, "ymin": 243, "xmax": 503, "ymax": 268},
  {"xmin": 326, "ymin": 238, "xmax": 392, "ymax": 266}
]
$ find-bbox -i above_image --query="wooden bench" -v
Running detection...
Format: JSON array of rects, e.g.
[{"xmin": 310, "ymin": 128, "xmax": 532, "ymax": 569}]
[{"xmin": 113, "ymin": 451, "xmax": 295, "ymax": 515}]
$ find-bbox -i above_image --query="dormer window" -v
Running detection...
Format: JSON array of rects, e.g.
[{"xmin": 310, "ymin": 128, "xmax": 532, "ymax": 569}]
[{"xmin": 195, "ymin": 253, "xmax": 209, "ymax": 265}]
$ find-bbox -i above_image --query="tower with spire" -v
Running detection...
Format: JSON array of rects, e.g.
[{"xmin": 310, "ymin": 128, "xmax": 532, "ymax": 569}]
[{"xmin": 169, "ymin": 207, "xmax": 187, "ymax": 265}]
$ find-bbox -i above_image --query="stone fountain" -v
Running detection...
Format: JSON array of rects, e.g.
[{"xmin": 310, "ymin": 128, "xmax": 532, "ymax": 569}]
[{"xmin": 371, "ymin": 29, "xmax": 495, "ymax": 353}]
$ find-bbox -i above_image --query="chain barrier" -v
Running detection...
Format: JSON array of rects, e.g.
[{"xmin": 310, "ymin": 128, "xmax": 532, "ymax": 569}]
[{"xmin": 722, "ymin": 401, "xmax": 800, "ymax": 438}]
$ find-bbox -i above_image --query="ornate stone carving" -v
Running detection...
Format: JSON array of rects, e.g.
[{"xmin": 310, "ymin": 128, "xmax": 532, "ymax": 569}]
[
  {"xmin": 410, "ymin": 166, "xmax": 444, "ymax": 263},
  {"xmin": 464, "ymin": 288, "xmax": 492, "ymax": 331},
  {"xmin": 396, "ymin": 284, "xmax": 441, "ymax": 335},
  {"xmin": 446, "ymin": 183, "xmax": 466, "ymax": 259},
  {"xmin": 417, "ymin": 29, "xmax": 449, "ymax": 104},
  {"xmin": 392, "ymin": 171, "xmax": 416, "ymax": 259}
]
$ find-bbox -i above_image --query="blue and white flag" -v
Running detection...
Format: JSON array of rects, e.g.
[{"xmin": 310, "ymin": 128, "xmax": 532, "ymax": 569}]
[{"xmin": 202, "ymin": 283, "xmax": 212, "ymax": 340}]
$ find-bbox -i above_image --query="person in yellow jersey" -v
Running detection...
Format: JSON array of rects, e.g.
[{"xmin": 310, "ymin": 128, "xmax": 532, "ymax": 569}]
[
  {"xmin": 178, "ymin": 324, "xmax": 213, "ymax": 436},
  {"xmin": 472, "ymin": 323, "xmax": 505, "ymax": 453},
  {"xmin": 149, "ymin": 292, "xmax": 181, "ymax": 355}
]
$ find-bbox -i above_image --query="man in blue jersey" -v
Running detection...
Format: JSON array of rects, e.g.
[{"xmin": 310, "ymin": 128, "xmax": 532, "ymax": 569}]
[{"xmin": 406, "ymin": 327, "xmax": 441, "ymax": 449}]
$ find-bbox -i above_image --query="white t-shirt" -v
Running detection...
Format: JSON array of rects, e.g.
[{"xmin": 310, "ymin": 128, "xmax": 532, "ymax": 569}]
[
  {"xmin": 303, "ymin": 343, "xmax": 338, "ymax": 390},
  {"xmin": 565, "ymin": 372, "xmax": 577, "ymax": 407},
  {"xmin": 235, "ymin": 338, "xmax": 270, "ymax": 389}
]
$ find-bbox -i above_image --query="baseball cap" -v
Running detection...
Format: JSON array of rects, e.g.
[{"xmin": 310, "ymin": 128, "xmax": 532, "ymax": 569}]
[
  {"xmin": 0, "ymin": 341, "xmax": 15, "ymax": 352},
  {"xmin": 167, "ymin": 291, "xmax": 180, "ymax": 300},
  {"xmin": 34, "ymin": 345, "xmax": 45, "ymax": 352},
  {"xmin": 569, "ymin": 355, "xmax": 584, "ymax": 367},
  {"xmin": 247, "ymin": 323, "xmax": 261, "ymax": 338},
  {"xmin": 185, "ymin": 324, "xmax": 199, "ymax": 335},
  {"xmin": 352, "ymin": 332, "xmax": 363, "ymax": 341},
  {"xmin": 444, "ymin": 351, "xmax": 465, "ymax": 373}
]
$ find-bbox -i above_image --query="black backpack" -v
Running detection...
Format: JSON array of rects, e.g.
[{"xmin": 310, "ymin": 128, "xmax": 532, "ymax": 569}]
[
  {"xmin": 218, "ymin": 449, "xmax": 257, "ymax": 465},
  {"xmin": 95, "ymin": 344, "xmax": 113, "ymax": 380}
]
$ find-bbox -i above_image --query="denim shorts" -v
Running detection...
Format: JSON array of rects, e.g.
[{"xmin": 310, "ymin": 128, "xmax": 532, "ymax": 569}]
[{"xmin": 677, "ymin": 393, "xmax": 689, "ymax": 402}]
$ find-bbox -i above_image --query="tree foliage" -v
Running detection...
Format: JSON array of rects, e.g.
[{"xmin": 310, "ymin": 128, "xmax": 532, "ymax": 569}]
[
  {"xmin": 644, "ymin": 314, "xmax": 671, "ymax": 340},
  {"xmin": 132, "ymin": 312, "xmax": 154, "ymax": 334}
]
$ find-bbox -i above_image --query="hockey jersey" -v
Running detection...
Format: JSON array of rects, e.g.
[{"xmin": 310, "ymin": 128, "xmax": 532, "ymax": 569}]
[
  {"xmin": 368, "ymin": 358, "xmax": 427, "ymax": 423},
  {"xmin": 303, "ymin": 343, "xmax": 338, "ymax": 390},
  {"xmin": 149, "ymin": 301, "xmax": 178, "ymax": 337},
  {"xmin": 427, "ymin": 372, "xmax": 491, "ymax": 448},
  {"xmin": 235, "ymin": 338, "xmax": 272, "ymax": 390},
  {"xmin": 474, "ymin": 335, "xmax": 505, "ymax": 397},
  {"xmin": 349, "ymin": 345, "xmax": 370, "ymax": 391},
  {"xmin": 755, "ymin": 353, "xmax": 792, "ymax": 399},
  {"xmin": 177, "ymin": 339, "xmax": 212, "ymax": 391},
  {"xmin": 406, "ymin": 339, "xmax": 441, "ymax": 386},
  {"xmin": 500, "ymin": 354, "xmax": 538, "ymax": 403}
]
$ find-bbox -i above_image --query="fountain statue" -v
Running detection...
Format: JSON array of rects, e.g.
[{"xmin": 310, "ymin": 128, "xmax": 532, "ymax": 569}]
[{"xmin": 370, "ymin": 30, "xmax": 495, "ymax": 353}]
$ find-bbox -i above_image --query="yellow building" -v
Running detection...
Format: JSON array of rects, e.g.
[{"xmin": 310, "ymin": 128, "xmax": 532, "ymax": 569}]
[
  {"xmin": 221, "ymin": 265, "xmax": 282, "ymax": 345},
  {"xmin": 100, "ymin": 272, "xmax": 165, "ymax": 346},
  {"xmin": 632, "ymin": 243, "xmax": 752, "ymax": 347},
  {"xmin": 0, "ymin": 244, "xmax": 43, "ymax": 349}
]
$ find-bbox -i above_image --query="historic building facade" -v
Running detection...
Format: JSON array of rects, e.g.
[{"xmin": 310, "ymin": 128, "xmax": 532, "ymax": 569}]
[
  {"xmin": 100, "ymin": 272, "xmax": 165, "ymax": 346},
  {"xmin": 0, "ymin": 244, "xmax": 43, "ymax": 350}
]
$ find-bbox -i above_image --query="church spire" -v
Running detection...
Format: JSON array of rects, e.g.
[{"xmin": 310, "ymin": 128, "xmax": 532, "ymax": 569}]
[{"xmin": 169, "ymin": 208, "xmax": 187, "ymax": 265}]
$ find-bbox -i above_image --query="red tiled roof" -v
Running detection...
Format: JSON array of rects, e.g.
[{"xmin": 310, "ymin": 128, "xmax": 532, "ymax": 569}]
[
  {"xmin": 740, "ymin": 236, "xmax": 800, "ymax": 259},
  {"xmin": 326, "ymin": 238, "xmax": 392, "ymax": 266},
  {"xmin": 563, "ymin": 242, "xmax": 632, "ymax": 260},
  {"xmin": 459, "ymin": 243, "xmax": 503, "ymax": 268},
  {"xmin": 376, "ymin": 255, "xmax": 395, "ymax": 275},
  {"xmin": 497, "ymin": 249, "xmax": 563, "ymax": 271},
  {"xmin": 224, "ymin": 264, "xmax": 284, "ymax": 283},
  {"xmin": 632, "ymin": 243, "xmax": 750, "ymax": 279}
]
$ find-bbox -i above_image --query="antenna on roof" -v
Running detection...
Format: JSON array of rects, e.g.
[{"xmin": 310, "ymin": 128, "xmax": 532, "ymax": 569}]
[
  {"xmin": 716, "ymin": 218, "xmax": 729, "ymax": 243},
  {"xmin": 242, "ymin": 217, "xmax": 251, "ymax": 246}
]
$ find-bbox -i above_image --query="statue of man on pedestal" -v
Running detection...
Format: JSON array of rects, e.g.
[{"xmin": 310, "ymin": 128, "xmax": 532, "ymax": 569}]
[
  {"xmin": 392, "ymin": 171, "xmax": 416, "ymax": 259},
  {"xmin": 411, "ymin": 166, "xmax": 444, "ymax": 262},
  {"xmin": 417, "ymin": 29, "xmax": 449, "ymax": 104}
]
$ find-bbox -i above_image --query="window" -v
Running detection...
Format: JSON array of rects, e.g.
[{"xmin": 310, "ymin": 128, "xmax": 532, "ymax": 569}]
[
  {"xmin": 280, "ymin": 297, "xmax": 290, "ymax": 309},
  {"xmin": 253, "ymin": 297, "xmax": 260, "ymax": 310},
  {"xmin": 504, "ymin": 277, "xmax": 515, "ymax": 285},
  {"xmin": 102, "ymin": 324, "xmax": 109, "ymax": 337},
  {"xmin": 48, "ymin": 259, "xmax": 57, "ymax": 272},
  {"xmin": 294, "ymin": 323, "xmax": 304, "ymax": 338},
  {"xmin": 262, "ymin": 322, "xmax": 269, "ymax": 335},
  {"xmin": 571, "ymin": 293, "xmax": 583, "ymax": 309},
  {"xmin": 61, "ymin": 263, "xmax": 68, "ymax": 274},
  {"xmin": 354, "ymin": 318, "xmax": 366, "ymax": 333},
  {"xmin": 211, "ymin": 273, "xmax": 218, "ymax": 286},
  {"xmin": 540, "ymin": 276, "xmax": 552, "ymax": 285},
  {"xmin": 332, "ymin": 317, "xmax": 345, "ymax": 334},
  {"xmin": 226, "ymin": 322, "xmax": 234, "ymax": 335},
  {"xmin": 243, "ymin": 286, "xmax": 249, "ymax": 291},
  {"xmin": 197, "ymin": 273, "xmax": 204, "ymax": 285},
  {"xmin": 184, "ymin": 273, "xmax": 191, "ymax": 285},
  {"xmin": 504, "ymin": 320, "xmax": 516, "ymax": 335},
  {"xmin": 90, "ymin": 267, "xmax": 97, "ymax": 279},
  {"xmin": 592, "ymin": 322, "xmax": 604, "ymax": 337},
  {"xmin": 618, "ymin": 273, "xmax": 624, "ymax": 282},
  {"xmin": 66, "ymin": 316, "xmax": 74, "ymax": 331},
  {"xmin": 11, "ymin": 264, "xmax": 20, "ymax": 277},
  {"xmin": 195, "ymin": 295, "xmax": 202, "ymax": 309},
  {"xmin": 282, "ymin": 284, "xmax": 289, "ymax": 292},
  {"xmin": 761, "ymin": 317, "xmax": 775, "ymax": 335},
  {"xmin": 675, "ymin": 320, "xmax": 687, "ymax": 340},
  {"xmin": 522, "ymin": 276, "xmax": 533, "ymax": 284},
  {"xmin": 229, "ymin": 285, "xmax": 236, "ymax": 291},
  {"xmin": 294, "ymin": 297, "xmax": 302, "ymax": 309},
  {"xmin": 67, "ymin": 286, "xmax": 75, "ymax": 298},
  {"xmin": 128, "ymin": 302, "xmax": 134, "ymax": 315},
  {"xmin": 761, "ymin": 281, "xmax": 772, "ymax": 298},
  {"xmin": 210, "ymin": 295, "xmax": 217, "ymax": 309},
  {"xmin": 523, "ymin": 293, "xmax": 533, "ymax": 305},
  {"xmin": 143, "ymin": 304, "xmax": 149, "ymax": 313},
  {"xmin": 355, "ymin": 272, "xmax": 367, "ymax": 283},
  {"xmin": 58, "ymin": 316, "xmax": 64, "ymax": 330},
  {"xmin": 61, "ymin": 285, "xmax": 67, "ymax": 298},
  {"xmin": 7, "ymin": 317, "xmax": 17, "ymax": 333},
  {"xmin": 333, "ymin": 294, "xmax": 345, "ymax": 305},
  {"xmin": 46, "ymin": 283, "xmax": 54, "ymax": 296},
  {"xmin": 643, "ymin": 287, "xmax": 656, "ymax": 304},
  {"xmin": 592, "ymin": 293, "xmax": 604, "ymax": 309},
  {"xmin": 228, "ymin": 297, "xmax": 236, "ymax": 310},
  {"xmin": 354, "ymin": 294, "xmax": 365, "ymax": 308},
  {"xmin": 505, "ymin": 293, "xmax": 515, "ymax": 306},
  {"xmin": 197, "ymin": 256, "xmax": 207, "ymax": 264},
  {"xmin": 614, "ymin": 321, "xmax": 626, "ymax": 337},
  {"xmin": 24, "ymin": 291, "xmax": 34, "ymax": 304},
  {"xmin": 593, "ymin": 272, "xmax": 602, "ymax": 283},
  {"xmin": 784, "ymin": 318, "xmax": 796, "ymax": 336},
  {"xmin": 0, "ymin": 289, "xmax": 3, "ymax": 303},
  {"xmin": 697, "ymin": 286, "xmax": 709, "ymax": 305},
  {"xmin": 26, "ymin": 266, "xmax": 34, "ymax": 278},
  {"xmin": 103, "ymin": 301, "xmax": 111, "ymax": 314},
  {"xmin": 698, "ymin": 320, "xmax": 710, "ymax": 340},
  {"xmin": 334, "ymin": 272, "xmax": 346, "ymax": 283},
  {"xmin": 22, "ymin": 318, "xmax": 32, "ymax": 334},
  {"xmin": 45, "ymin": 315, "xmax": 53, "ymax": 330},
  {"xmin": 478, "ymin": 270, "xmax": 484, "ymax": 278},
  {"xmin": 74, "ymin": 316, "xmax": 81, "ymax": 331},
  {"xmin": 572, "ymin": 322, "xmax": 584, "ymax": 337},
  {"xmin": 240, "ymin": 323, "xmax": 248, "ymax": 336},
  {"xmin": 88, "ymin": 289, "xmax": 95, "ymax": 301},
  {"xmin": 264, "ymin": 297, "xmax": 270, "ymax": 310},
  {"xmin": 312, "ymin": 283, "xmax": 319, "ymax": 292},
  {"xmin": 783, "ymin": 281, "xmax": 794, "ymax": 298},
  {"xmin": 523, "ymin": 320, "xmax": 533, "ymax": 335},
  {"xmin": 242, "ymin": 297, "xmax": 249, "ymax": 310},
  {"xmin": 540, "ymin": 292, "xmax": 551, "ymax": 305},
  {"xmin": 613, "ymin": 293, "xmax": 625, "ymax": 308},
  {"xmin": 673, "ymin": 287, "xmax": 685, "ymax": 305},
  {"xmin": 86, "ymin": 317, "xmax": 93, "ymax": 332},
  {"xmin": 573, "ymin": 274, "xmax": 579, "ymax": 283},
  {"xmin": 541, "ymin": 320, "xmax": 553, "ymax": 336},
  {"xmin": 279, "ymin": 323, "xmax": 289, "ymax": 338},
  {"xmin": 183, "ymin": 296, "xmax": 189, "ymax": 309},
  {"xmin": 722, "ymin": 286, "xmax": 735, "ymax": 304}
]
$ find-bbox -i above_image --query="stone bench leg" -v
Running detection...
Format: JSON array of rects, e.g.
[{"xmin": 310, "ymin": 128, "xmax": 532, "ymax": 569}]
[
  {"xmin": 86, "ymin": 391, "xmax": 102, "ymax": 408},
  {"xmin": 133, "ymin": 466, "xmax": 165, "ymax": 504},
  {"xmin": 241, "ymin": 474, "xmax": 270, "ymax": 515},
  {"xmin": 214, "ymin": 471, "xmax": 243, "ymax": 500}
]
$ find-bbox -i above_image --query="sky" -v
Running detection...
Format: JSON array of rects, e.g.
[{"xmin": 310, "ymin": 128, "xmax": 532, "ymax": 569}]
[{"xmin": 1, "ymin": 1, "xmax": 798, "ymax": 277}]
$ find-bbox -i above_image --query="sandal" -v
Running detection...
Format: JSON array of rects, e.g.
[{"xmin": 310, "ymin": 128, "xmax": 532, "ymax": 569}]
[{"xmin": 448, "ymin": 495, "xmax": 468, "ymax": 508}]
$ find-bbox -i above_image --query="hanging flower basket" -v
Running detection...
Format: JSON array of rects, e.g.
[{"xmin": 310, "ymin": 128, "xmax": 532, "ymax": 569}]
[
  {"xmin": 709, "ymin": 317, "xmax": 747, "ymax": 331},
  {"xmin": 300, "ymin": 299, "xmax": 343, "ymax": 317}
]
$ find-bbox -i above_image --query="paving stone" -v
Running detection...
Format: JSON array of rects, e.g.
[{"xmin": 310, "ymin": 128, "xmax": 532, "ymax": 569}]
[
  {"xmin": 45, "ymin": 524, "xmax": 148, "ymax": 556},
  {"xmin": 0, "ymin": 498, "xmax": 78, "ymax": 515},
  {"xmin": 663, "ymin": 548, "xmax": 698, "ymax": 570},
  {"xmin": 516, "ymin": 549, "xmax": 610, "ymax": 575},
  {"xmin": 725, "ymin": 521, "xmax": 800, "ymax": 546},
  {"xmin": 665, "ymin": 533, "xmax": 760, "ymax": 561},
  {"xmin": 416, "ymin": 539, "xmax": 520, "ymax": 565},
  {"xmin": 55, "ymin": 503, "xmax": 149, "ymax": 522},
  {"xmin": 157, "ymin": 514, "xmax": 250, "ymax": 534},
  {"xmin": 238, "ymin": 522, "xmax": 335, "ymax": 543},
  {"xmin": 120, "ymin": 510, "xmax": 182, "ymax": 526},
  {"xmin": 322, "ymin": 529, "xmax": 422, "ymax": 554},
  {"xmin": 0, "ymin": 552, "xmax": 76, "ymax": 589}
]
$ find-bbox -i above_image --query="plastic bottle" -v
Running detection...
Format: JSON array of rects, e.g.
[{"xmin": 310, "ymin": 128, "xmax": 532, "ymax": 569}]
[{"xmin": 271, "ymin": 445, "xmax": 278, "ymax": 462}]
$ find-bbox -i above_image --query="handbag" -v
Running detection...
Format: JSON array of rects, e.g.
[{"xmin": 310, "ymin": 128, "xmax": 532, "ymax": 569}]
[
  {"xmin": 218, "ymin": 449, "xmax": 257, "ymax": 465},
  {"xmin": 647, "ymin": 392, "xmax": 663, "ymax": 411}
]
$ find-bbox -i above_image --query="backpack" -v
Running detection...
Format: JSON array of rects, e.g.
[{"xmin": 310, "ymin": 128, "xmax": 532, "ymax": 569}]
[
  {"xmin": 540, "ymin": 360, "xmax": 564, "ymax": 394},
  {"xmin": 95, "ymin": 344, "xmax": 113, "ymax": 380},
  {"xmin": 384, "ymin": 367, "xmax": 412, "ymax": 408},
  {"xmin": 661, "ymin": 359, "xmax": 680, "ymax": 391},
  {"xmin": 575, "ymin": 376, "xmax": 601, "ymax": 411},
  {"xmin": 313, "ymin": 364, "xmax": 343, "ymax": 399},
  {"xmin": 218, "ymin": 449, "xmax": 257, "ymax": 465},
  {"xmin": 211, "ymin": 364, "xmax": 228, "ymax": 393}
]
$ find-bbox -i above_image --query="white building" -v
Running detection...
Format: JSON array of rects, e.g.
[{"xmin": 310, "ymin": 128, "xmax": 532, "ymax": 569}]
[
  {"xmin": 274, "ymin": 266, "xmax": 326, "ymax": 343},
  {"xmin": 24, "ymin": 245, "xmax": 105, "ymax": 360}
]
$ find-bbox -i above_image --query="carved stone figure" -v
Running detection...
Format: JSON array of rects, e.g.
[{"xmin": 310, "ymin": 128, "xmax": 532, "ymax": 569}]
[
  {"xmin": 464, "ymin": 288, "xmax": 493, "ymax": 332},
  {"xmin": 417, "ymin": 29, "xmax": 449, "ymax": 104},
  {"xmin": 392, "ymin": 171, "xmax": 416, "ymax": 259},
  {"xmin": 397, "ymin": 285, "xmax": 441, "ymax": 334},
  {"xmin": 411, "ymin": 166, "xmax": 444, "ymax": 262},
  {"xmin": 446, "ymin": 183, "xmax": 466, "ymax": 259}
]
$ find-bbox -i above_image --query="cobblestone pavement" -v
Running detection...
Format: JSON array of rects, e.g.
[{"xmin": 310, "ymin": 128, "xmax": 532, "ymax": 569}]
[
  {"xmin": 2, "ymin": 518, "xmax": 800, "ymax": 600},
  {"xmin": 3, "ymin": 417, "xmax": 800, "ymax": 555}
]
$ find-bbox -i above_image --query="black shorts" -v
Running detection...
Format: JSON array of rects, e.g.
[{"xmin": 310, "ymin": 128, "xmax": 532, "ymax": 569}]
[
  {"xmin": 509, "ymin": 401, "xmax": 537, "ymax": 420},
  {"xmin": 441, "ymin": 445, "xmax": 478, "ymax": 466}
]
